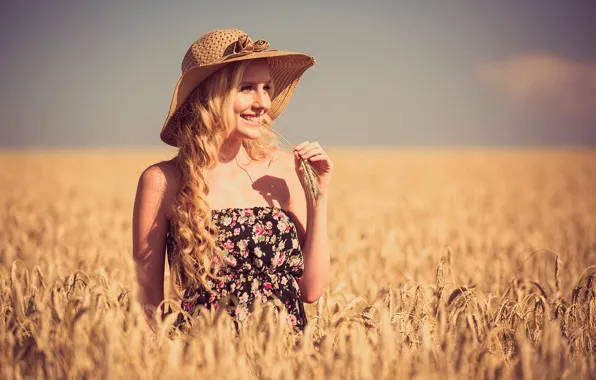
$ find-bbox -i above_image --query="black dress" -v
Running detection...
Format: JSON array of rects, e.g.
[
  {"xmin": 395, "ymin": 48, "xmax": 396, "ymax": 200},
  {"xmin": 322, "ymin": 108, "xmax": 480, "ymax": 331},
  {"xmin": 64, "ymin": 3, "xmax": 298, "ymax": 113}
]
[{"xmin": 166, "ymin": 206, "xmax": 307, "ymax": 330}]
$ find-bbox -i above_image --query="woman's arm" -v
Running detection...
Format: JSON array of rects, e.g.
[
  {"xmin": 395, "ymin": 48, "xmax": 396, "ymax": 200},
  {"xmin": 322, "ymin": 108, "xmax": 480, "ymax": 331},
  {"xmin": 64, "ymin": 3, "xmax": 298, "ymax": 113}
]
[
  {"xmin": 293, "ymin": 194, "xmax": 331, "ymax": 303},
  {"xmin": 284, "ymin": 142, "xmax": 334, "ymax": 303},
  {"xmin": 132, "ymin": 164, "xmax": 176, "ymax": 327}
]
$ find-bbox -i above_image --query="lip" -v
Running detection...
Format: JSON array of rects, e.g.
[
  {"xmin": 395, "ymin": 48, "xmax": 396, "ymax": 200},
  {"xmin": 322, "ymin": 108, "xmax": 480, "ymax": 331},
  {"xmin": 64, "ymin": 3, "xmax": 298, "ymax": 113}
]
[{"xmin": 240, "ymin": 114, "xmax": 262, "ymax": 125}]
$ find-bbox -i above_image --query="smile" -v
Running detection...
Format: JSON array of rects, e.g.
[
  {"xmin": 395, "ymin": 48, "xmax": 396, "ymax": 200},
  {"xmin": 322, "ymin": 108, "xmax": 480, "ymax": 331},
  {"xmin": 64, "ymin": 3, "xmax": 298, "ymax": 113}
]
[{"xmin": 240, "ymin": 114, "xmax": 261, "ymax": 125}]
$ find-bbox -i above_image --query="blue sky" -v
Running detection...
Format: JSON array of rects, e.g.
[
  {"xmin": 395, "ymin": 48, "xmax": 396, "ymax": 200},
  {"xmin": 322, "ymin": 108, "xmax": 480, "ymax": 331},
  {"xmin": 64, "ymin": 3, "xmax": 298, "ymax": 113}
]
[{"xmin": 1, "ymin": 0, "xmax": 595, "ymax": 147}]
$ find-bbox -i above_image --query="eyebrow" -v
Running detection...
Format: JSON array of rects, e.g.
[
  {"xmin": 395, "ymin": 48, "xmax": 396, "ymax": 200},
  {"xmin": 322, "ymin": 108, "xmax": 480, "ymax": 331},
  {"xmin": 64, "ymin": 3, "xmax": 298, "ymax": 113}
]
[{"xmin": 241, "ymin": 80, "xmax": 273, "ymax": 85}]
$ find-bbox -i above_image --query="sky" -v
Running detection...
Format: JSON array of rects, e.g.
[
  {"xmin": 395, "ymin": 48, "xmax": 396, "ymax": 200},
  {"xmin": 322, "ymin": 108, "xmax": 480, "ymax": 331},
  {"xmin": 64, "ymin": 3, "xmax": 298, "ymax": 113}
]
[{"xmin": 1, "ymin": 0, "xmax": 595, "ymax": 147}]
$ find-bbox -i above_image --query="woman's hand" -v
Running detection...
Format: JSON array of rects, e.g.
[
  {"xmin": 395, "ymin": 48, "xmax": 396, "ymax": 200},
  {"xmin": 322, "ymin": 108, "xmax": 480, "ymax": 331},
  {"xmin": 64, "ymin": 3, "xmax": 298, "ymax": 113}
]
[{"xmin": 293, "ymin": 141, "xmax": 334, "ymax": 197}]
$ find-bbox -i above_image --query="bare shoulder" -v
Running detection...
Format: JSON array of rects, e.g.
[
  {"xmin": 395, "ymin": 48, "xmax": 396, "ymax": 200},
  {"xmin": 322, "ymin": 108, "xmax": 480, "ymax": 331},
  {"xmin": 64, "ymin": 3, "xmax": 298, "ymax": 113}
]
[
  {"xmin": 137, "ymin": 157, "xmax": 181, "ymax": 215},
  {"xmin": 140, "ymin": 158, "xmax": 180, "ymax": 189}
]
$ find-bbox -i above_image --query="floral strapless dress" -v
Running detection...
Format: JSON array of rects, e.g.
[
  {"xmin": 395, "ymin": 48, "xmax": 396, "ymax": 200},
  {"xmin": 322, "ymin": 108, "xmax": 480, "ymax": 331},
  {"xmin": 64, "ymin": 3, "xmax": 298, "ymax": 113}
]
[{"xmin": 166, "ymin": 206, "xmax": 307, "ymax": 330}]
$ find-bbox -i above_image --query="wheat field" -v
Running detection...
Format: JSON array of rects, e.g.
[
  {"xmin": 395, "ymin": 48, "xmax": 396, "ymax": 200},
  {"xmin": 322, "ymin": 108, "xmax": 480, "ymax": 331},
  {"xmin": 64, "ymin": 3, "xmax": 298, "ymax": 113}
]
[{"xmin": 1, "ymin": 148, "xmax": 595, "ymax": 379}]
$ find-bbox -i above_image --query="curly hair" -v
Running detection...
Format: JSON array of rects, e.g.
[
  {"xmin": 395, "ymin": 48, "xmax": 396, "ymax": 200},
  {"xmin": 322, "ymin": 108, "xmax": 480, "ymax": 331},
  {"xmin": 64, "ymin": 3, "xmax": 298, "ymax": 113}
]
[{"xmin": 168, "ymin": 58, "xmax": 279, "ymax": 302}]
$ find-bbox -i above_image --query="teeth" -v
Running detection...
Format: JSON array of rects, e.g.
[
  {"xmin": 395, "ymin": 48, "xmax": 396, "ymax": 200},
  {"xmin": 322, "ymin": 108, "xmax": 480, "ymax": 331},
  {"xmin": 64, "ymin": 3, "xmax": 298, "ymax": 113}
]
[{"xmin": 241, "ymin": 115, "xmax": 261, "ymax": 124}]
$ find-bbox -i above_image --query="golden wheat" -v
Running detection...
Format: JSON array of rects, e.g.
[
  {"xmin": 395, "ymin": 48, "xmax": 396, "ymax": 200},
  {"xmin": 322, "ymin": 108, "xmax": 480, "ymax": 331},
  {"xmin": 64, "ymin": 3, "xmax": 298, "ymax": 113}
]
[{"xmin": 1, "ymin": 148, "xmax": 595, "ymax": 379}]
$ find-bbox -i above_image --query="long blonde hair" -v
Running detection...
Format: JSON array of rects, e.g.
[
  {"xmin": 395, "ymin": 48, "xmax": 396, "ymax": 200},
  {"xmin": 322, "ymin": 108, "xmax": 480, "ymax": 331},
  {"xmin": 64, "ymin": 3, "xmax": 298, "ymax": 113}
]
[{"xmin": 168, "ymin": 59, "xmax": 279, "ymax": 300}]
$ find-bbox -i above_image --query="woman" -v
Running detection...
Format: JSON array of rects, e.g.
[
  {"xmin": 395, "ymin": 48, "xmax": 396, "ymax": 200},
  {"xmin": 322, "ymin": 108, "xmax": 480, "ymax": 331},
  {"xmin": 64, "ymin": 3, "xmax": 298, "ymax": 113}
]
[{"xmin": 132, "ymin": 29, "xmax": 332, "ymax": 333}]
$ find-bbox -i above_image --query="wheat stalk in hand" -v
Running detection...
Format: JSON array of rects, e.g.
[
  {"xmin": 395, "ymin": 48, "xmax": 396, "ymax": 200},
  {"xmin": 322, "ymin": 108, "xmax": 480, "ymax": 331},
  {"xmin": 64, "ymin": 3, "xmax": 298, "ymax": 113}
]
[{"xmin": 267, "ymin": 127, "xmax": 322, "ymax": 201}]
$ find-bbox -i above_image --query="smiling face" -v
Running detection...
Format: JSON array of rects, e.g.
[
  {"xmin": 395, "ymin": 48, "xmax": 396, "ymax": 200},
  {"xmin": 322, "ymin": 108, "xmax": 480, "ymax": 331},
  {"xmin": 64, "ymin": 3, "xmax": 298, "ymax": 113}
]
[{"xmin": 231, "ymin": 59, "xmax": 274, "ymax": 140}]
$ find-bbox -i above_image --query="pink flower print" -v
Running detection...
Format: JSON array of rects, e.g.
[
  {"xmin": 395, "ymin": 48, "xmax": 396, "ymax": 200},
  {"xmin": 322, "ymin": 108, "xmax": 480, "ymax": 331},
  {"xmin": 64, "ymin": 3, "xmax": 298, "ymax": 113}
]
[
  {"xmin": 289, "ymin": 256, "xmax": 302, "ymax": 268},
  {"xmin": 254, "ymin": 247, "xmax": 263, "ymax": 258},
  {"xmin": 253, "ymin": 223, "xmax": 265, "ymax": 236},
  {"xmin": 272, "ymin": 252, "xmax": 280, "ymax": 267},
  {"xmin": 237, "ymin": 239, "xmax": 248, "ymax": 251},
  {"xmin": 224, "ymin": 255, "xmax": 237, "ymax": 267},
  {"xmin": 287, "ymin": 314, "xmax": 297, "ymax": 327},
  {"xmin": 234, "ymin": 227, "xmax": 241, "ymax": 236},
  {"xmin": 236, "ymin": 305, "xmax": 249, "ymax": 321},
  {"xmin": 231, "ymin": 220, "xmax": 236, "ymax": 227},
  {"xmin": 264, "ymin": 282, "xmax": 272, "ymax": 291},
  {"xmin": 276, "ymin": 251, "xmax": 286, "ymax": 266},
  {"xmin": 277, "ymin": 220, "xmax": 290, "ymax": 232},
  {"xmin": 277, "ymin": 220, "xmax": 287, "ymax": 232},
  {"xmin": 223, "ymin": 240, "xmax": 234, "ymax": 252}
]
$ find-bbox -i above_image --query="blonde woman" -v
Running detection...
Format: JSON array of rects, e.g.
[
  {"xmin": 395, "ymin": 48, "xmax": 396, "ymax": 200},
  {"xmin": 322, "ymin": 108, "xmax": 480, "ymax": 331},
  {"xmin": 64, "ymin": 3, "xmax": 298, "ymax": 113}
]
[{"xmin": 132, "ymin": 29, "xmax": 332, "ymax": 332}]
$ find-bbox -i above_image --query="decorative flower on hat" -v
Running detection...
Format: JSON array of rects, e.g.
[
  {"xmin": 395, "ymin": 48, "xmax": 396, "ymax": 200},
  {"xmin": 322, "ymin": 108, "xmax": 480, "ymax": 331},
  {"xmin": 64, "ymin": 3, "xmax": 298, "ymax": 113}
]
[{"xmin": 234, "ymin": 34, "xmax": 270, "ymax": 54}]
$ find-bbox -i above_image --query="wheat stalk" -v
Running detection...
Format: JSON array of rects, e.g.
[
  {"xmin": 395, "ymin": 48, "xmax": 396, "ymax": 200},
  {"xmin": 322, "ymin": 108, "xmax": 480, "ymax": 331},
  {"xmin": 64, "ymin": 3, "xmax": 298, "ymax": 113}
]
[{"xmin": 266, "ymin": 126, "xmax": 322, "ymax": 201}]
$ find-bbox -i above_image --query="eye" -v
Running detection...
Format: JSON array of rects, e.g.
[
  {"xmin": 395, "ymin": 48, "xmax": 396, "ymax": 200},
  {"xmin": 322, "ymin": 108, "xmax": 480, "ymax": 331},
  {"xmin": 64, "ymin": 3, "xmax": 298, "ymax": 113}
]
[{"xmin": 240, "ymin": 85, "xmax": 253, "ymax": 93}]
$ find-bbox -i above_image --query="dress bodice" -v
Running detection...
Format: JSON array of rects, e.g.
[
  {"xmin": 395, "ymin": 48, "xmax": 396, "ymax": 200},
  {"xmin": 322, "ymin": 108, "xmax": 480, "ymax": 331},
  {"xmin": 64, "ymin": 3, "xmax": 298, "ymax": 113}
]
[{"xmin": 166, "ymin": 206, "xmax": 307, "ymax": 330}]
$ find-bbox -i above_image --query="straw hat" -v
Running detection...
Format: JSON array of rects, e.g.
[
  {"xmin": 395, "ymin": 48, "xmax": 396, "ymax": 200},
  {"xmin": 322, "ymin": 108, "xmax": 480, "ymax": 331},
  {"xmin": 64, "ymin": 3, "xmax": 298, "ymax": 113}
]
[{"xmin": 160, "ymin": 28, "xmax": 316, "ymax": 147}]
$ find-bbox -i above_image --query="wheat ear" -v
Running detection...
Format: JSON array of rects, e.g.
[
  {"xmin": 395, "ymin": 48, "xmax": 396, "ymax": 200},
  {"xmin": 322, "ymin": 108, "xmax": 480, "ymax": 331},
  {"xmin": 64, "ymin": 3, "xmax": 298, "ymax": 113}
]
[{"xmin": 266, "ymin": 126, "xmax": 322, "ymax": 201}]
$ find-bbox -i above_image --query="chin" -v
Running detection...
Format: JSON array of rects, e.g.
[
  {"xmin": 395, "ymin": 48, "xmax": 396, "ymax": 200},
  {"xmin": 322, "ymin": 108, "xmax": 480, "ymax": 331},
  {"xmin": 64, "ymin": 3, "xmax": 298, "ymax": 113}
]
[
  {"xmin": 236, "ymin": 122, "xmax": 263, "ymax": 140},
  {"xmin": 242, "ymin": 131, "xmax": 262, "ymax": 140}
]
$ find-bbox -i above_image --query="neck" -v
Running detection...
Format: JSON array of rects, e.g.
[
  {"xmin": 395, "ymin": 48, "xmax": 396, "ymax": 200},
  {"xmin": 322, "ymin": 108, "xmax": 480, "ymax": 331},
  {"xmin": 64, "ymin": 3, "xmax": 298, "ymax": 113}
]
[{"xmin": 218, "ymin": 136, "xmax": 249, "ymax": 165}]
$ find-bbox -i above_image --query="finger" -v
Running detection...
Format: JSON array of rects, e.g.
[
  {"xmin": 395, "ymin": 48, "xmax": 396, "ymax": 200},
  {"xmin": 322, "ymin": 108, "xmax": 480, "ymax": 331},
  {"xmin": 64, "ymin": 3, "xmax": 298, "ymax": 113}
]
[
  {"xmin": 297, "ymin": 141, "xmax": 321, "ymax": 155},
  {"xmin": 294, "ymin": 151, "xmax": 309, "ymax": 174},
  {"xmin": 301, "ymin": 148, "xmax": 324, "ymax": 160},
  {"xmin": 306, "ymin": 153, "xmax": 329, "ymax": 162},
  {"xmin": 293, "ymin": 141, "xmax": 310, "ymax": 152},
  {"xmin": 308, "ymin": 156, "xmax": 333, "ymax": 170},
  {"xmin": 300, "ymin": 145, "xmax": 322, "ymax": 156},
  {"xmin": 293, "ymin": 150, "xmax": 302, "ymax": 171}
]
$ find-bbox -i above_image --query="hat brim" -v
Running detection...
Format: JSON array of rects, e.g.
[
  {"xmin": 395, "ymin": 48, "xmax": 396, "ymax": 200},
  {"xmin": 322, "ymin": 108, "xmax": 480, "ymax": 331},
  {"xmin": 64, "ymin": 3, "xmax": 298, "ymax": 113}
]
[{"xmin": 160, "ymin": 50, "xmax": 315, "ymax": 147}]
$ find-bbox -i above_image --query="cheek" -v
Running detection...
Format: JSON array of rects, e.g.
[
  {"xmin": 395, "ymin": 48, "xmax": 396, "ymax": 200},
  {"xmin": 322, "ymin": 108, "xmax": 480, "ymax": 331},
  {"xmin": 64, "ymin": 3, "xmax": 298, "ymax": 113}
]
[{"xmin": 233, "ymin": 94, "xmax": 251, "ymax": 114}]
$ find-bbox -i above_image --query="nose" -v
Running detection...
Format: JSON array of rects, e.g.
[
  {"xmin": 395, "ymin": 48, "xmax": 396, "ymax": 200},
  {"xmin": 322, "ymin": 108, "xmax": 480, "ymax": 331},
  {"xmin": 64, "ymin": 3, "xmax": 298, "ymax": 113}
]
[{"xmin": 254, "ymin": 88, "xmax": 271, "ymax": 111}]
